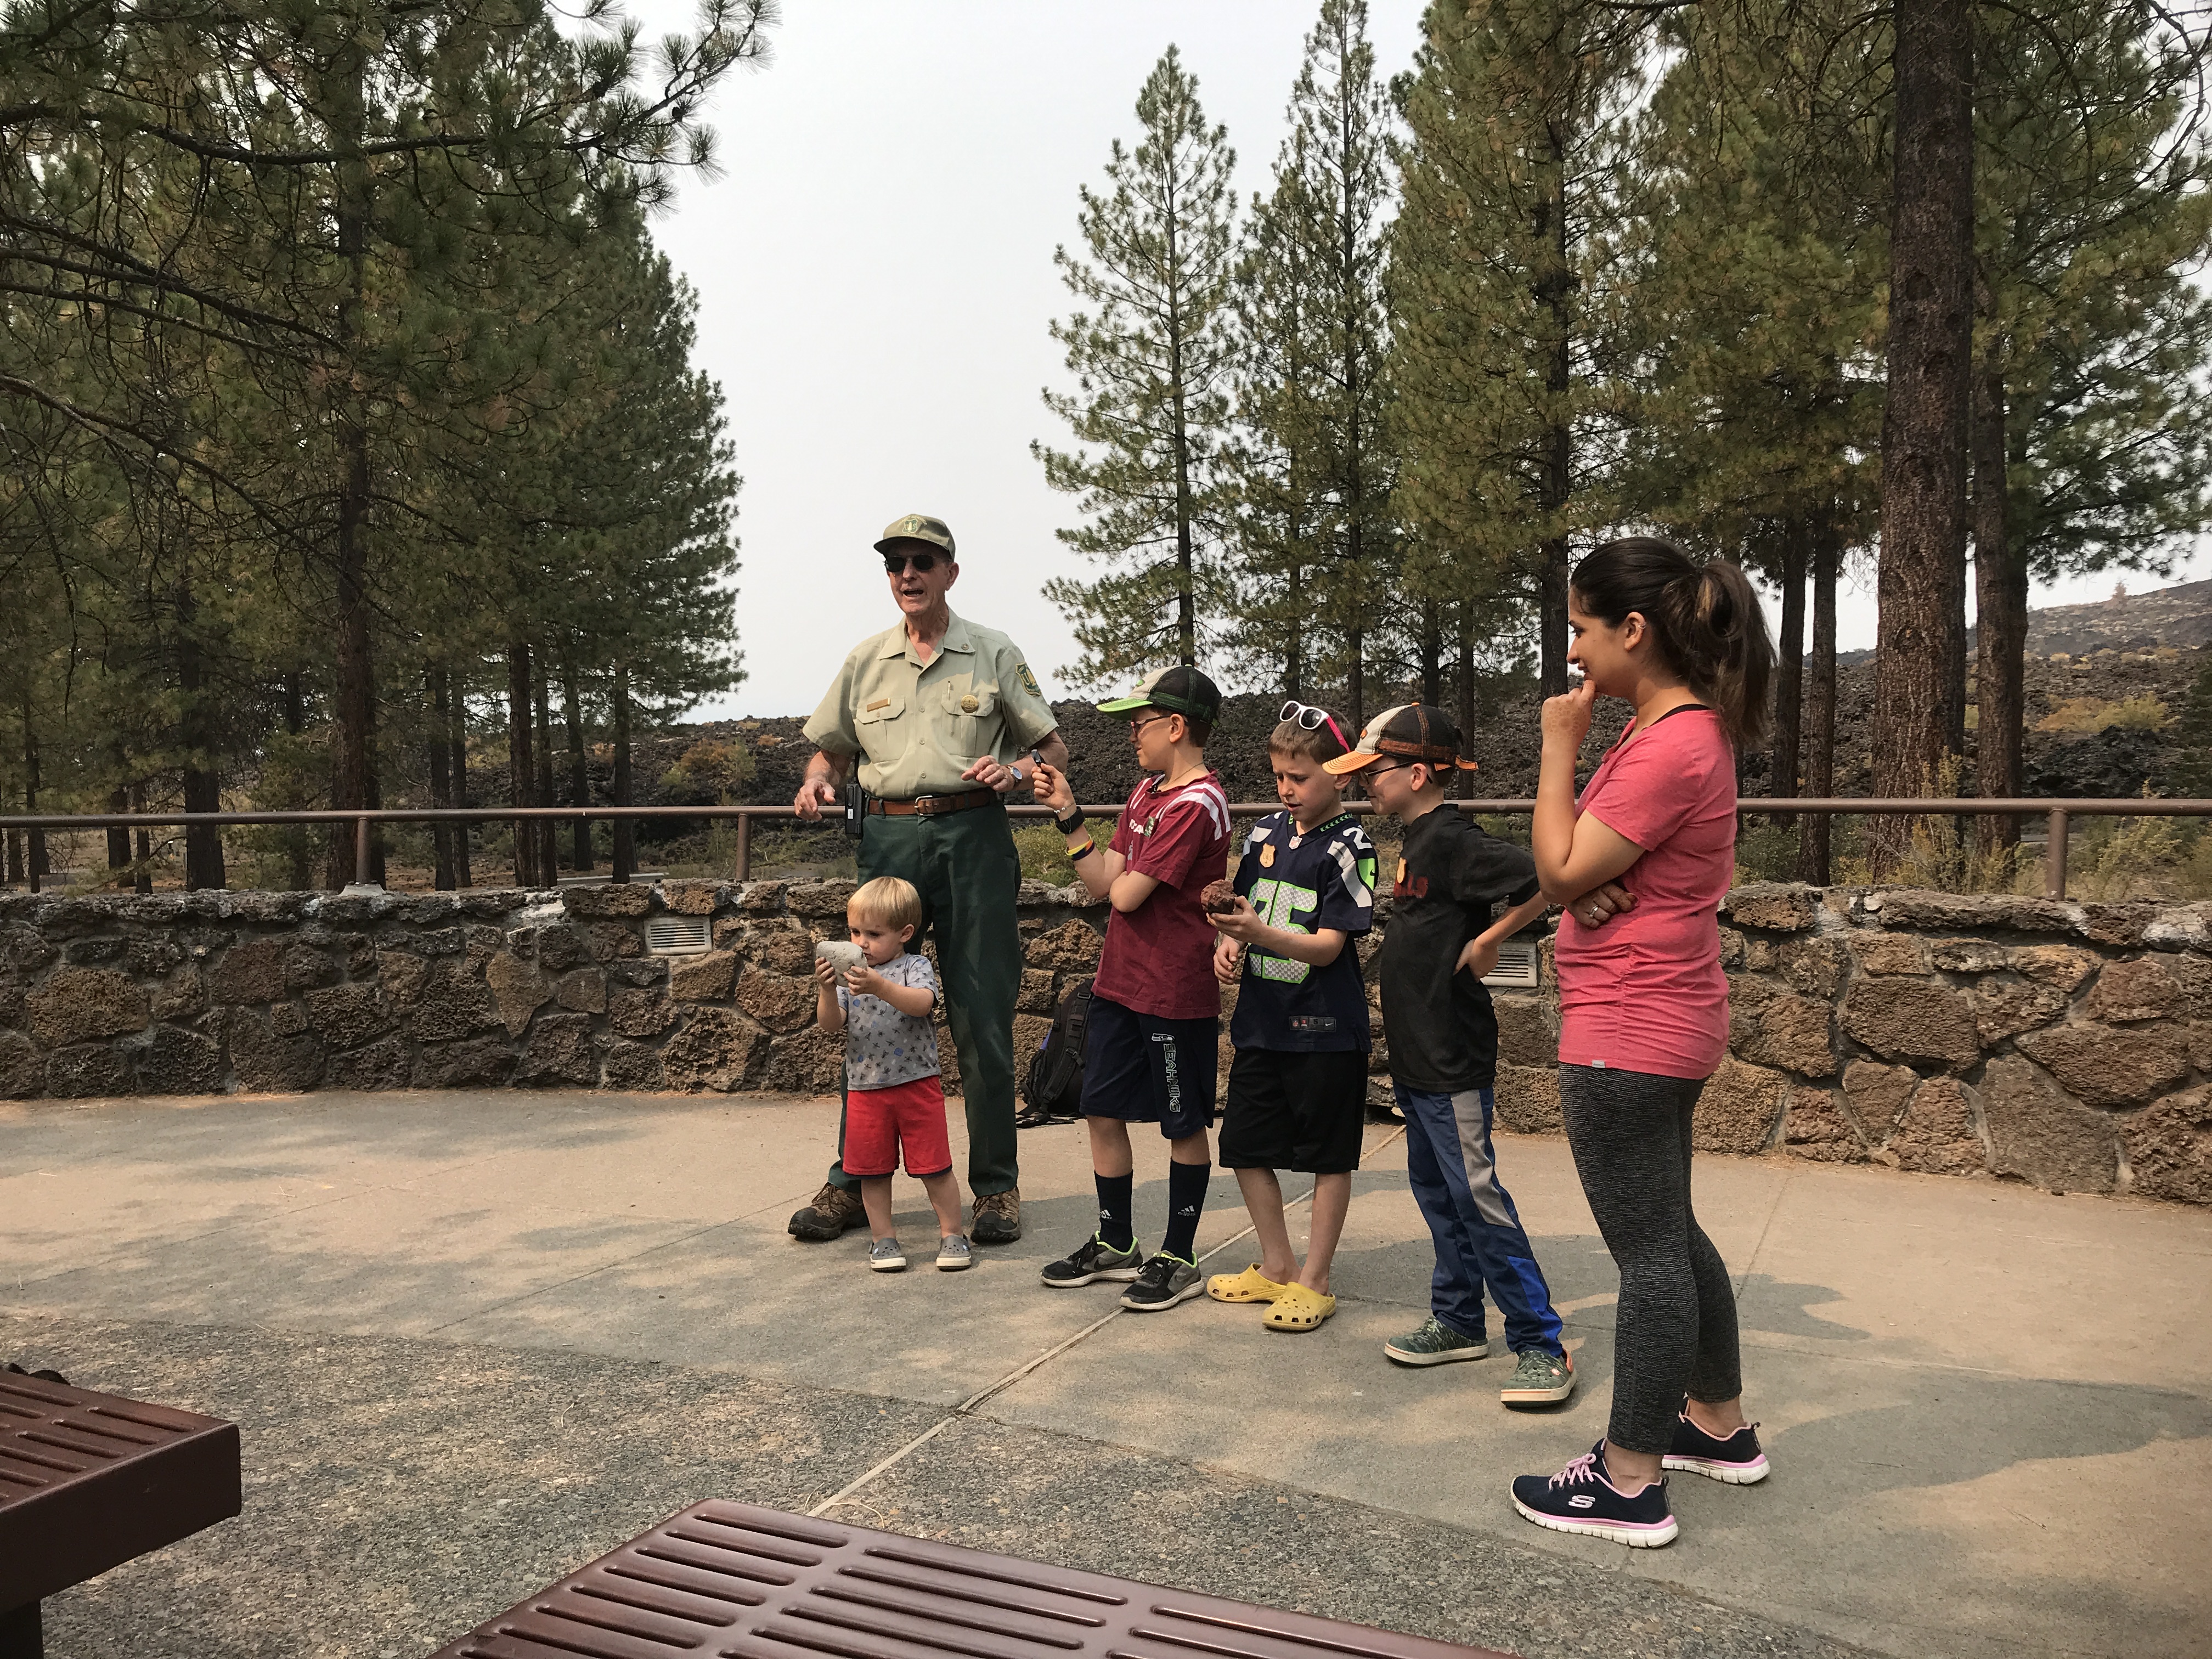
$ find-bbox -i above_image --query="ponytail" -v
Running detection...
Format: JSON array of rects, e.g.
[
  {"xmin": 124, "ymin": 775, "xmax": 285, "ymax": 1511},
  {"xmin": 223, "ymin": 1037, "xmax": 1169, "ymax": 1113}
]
[{"xmin": 1570, "ymin": 537, "xmax": 1775, "ymax": 749}]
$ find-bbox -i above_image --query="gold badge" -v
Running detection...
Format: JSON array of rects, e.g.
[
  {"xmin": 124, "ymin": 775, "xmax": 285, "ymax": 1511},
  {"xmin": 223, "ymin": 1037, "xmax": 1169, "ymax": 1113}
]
[
  {"xmin": 1260, "ymin": 843, "xmax": 1276, "ymax": 868},
  {"xmin": 960, "ymin": 693, "xmax": 979, "ymax": 713}
]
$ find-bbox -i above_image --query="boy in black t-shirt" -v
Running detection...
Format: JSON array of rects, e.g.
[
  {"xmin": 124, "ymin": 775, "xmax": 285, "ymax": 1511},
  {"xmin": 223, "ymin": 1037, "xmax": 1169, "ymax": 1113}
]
[
  {"xmin": 1206, "ymin": 702, "xmax": 1377, "ymax": 1334},
  {"xmin": 1325, "ymin": 704, "xmax": 1574, "ymax": 1407}
]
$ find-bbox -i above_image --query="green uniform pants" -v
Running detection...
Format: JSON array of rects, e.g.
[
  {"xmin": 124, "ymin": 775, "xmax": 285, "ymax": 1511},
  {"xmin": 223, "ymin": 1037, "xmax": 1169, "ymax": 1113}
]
[{"xmin": 827, "ymin": 802, "xmax": 1022, "ymax": 1197}]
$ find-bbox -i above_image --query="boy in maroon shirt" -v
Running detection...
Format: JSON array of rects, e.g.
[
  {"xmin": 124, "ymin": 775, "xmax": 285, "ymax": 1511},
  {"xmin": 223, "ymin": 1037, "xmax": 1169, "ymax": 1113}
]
[{"xmin": 1032, "ymin": 667, "xmax": 1233, "ymax": 1312}]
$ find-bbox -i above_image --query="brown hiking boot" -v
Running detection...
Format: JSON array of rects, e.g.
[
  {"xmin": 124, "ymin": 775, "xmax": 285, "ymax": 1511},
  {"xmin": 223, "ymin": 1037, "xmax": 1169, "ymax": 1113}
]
[
  {"xmin": 788, "ymin": 1182, "xmax": 864, "ymax": 1242},
  {"xmin": 970, "ymin": 1187, "xmax": 1022, "ymax": 1245}
]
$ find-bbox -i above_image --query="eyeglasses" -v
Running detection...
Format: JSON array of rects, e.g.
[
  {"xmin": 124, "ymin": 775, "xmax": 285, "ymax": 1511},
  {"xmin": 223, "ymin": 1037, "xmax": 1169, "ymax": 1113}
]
[
  {"xmin": 1279, "ymin": 699, "xmax": 1350, "ymax": 754},
  {"xmin": 883, "ymin": 552, "xmax": 940, "ymax": 574},
  {"xmin": 1127, "ymin": 711, "xmax": 1177, "ymax": 735}
]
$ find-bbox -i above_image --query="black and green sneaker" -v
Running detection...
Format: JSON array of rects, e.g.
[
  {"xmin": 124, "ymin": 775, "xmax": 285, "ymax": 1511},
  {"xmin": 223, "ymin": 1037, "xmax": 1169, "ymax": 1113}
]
[
  {"xmin": 1384, "ymin": 1314, "xmax": 1490, "ymax": 1366},
  {"xmin": 1041, "ymin": 1234, "xmax": 1144, "ymax": 1288},
  {"xmin": 1120, "ymin": 1252, "xmax": 1204, "ymax": 1312}
]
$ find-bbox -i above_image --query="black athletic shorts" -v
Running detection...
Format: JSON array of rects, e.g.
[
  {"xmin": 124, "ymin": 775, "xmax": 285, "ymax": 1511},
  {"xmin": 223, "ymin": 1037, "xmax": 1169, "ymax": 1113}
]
[
  {"xmin": 1080, "ymin": 994, "xmax": 1219, "ymax": 1140},
  {"xmin": 1219, "ymin": 1047, "xmax": 1368, "ymax": 1174}
]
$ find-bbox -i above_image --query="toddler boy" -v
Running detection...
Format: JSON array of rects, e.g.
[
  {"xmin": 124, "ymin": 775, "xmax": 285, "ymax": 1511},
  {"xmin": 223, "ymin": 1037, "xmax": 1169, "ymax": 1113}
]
[{"xmin": 812, "ymin": 877, "xmax": 971, "ymax": 1272}]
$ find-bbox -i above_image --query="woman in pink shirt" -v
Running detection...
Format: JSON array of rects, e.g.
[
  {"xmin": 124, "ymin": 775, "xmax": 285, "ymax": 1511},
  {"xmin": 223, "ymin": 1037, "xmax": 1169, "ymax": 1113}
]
[{"xmin": 1508, "ymin": 537, "xmax": 1775, "ymax": 1550}]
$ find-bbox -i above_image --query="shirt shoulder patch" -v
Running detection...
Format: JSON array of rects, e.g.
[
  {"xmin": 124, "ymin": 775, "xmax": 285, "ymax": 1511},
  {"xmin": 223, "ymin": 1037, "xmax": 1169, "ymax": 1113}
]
[{"xmin": 1017, "ymin": 662, "xmax": 1043, "ymax": 698}]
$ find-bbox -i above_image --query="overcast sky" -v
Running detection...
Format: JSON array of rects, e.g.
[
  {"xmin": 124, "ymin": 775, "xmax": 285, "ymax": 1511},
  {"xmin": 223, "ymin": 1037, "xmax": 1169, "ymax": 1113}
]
[{"xmin": 614, "ymin": 0, "xmax": 2211, "ymax": 719}]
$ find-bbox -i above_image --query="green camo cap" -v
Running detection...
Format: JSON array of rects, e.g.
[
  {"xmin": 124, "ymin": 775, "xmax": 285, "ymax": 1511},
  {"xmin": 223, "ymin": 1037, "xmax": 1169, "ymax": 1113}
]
[
  {"xmin": 1097, "ymin": 664, "xmax": 1222, "ymax": 721},
  {"xmin": 874, "ymin": 513, "xmax": 956, "ymax": 558}
]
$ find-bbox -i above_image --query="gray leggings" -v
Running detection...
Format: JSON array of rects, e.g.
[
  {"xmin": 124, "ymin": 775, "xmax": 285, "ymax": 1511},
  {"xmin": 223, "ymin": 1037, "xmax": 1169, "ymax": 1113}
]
[{"xmin": 1559, "ymin": 1063, "xmax": 1743, "ymax": 1454}]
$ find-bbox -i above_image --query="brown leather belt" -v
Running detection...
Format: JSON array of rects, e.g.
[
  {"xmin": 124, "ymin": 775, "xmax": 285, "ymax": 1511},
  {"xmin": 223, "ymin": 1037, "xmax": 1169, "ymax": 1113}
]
[{"xmin": 866, "ymin": 787, "xmax": 997, "ymax": 818}]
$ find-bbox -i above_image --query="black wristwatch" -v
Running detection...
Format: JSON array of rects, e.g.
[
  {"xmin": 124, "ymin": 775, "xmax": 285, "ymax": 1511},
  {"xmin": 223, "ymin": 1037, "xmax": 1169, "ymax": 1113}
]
[{"xmin": 1055, "ymin": 806, "xmax": 1086, "ymax": 837}]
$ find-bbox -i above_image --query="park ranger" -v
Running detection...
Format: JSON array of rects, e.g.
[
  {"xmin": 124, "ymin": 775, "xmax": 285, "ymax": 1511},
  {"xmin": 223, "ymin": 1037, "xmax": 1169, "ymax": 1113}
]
[{"xmin": 788, "ymin": 513, "xmax": 1069, "ymax": 1246}]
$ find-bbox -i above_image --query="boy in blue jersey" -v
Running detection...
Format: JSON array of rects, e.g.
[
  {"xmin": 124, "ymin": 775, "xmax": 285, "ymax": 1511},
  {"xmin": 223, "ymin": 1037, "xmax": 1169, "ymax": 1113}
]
[{"xmin": 1204, "ymin": 702, "xmax": 1378, "ymax": 1334}]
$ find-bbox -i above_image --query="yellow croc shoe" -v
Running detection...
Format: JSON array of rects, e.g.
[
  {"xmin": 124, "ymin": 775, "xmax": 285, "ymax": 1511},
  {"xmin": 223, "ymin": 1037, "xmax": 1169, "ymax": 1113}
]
[
  {"xmin": 1207, "ymin": 1264, "xmax": 1286, "ymax": 1304},
  {"xmin": 1263, "ymin": 1281, "xmax": 1337, "ymax": 1332}
]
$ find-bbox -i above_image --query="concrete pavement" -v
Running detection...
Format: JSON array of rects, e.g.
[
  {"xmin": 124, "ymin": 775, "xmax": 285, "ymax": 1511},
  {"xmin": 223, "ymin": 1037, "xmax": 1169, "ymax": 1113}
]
[{"xmin": 4, "ymin": 1087, "xmax": 2208, "ymax": 1659}]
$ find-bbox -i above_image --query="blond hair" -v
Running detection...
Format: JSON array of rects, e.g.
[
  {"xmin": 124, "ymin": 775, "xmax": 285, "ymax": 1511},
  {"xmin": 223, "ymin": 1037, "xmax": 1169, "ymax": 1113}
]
[{"xmin": 848, "ymin": 876, "xmax": 924, "ymax": 934}]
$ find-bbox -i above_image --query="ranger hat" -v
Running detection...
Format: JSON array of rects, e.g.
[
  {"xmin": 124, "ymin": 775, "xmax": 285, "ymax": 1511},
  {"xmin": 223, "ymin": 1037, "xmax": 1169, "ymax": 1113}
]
[
  {"xmin": 1096, "ymin": 664, "xmax": 1222, "ymax": 723},
  {"xmin": 874, "ymin": 513, "xmax": 956, "ymax": 559},
  {"xmin": 1323, "ymin": 703, "xmax": 1480, "ymax": 776}
]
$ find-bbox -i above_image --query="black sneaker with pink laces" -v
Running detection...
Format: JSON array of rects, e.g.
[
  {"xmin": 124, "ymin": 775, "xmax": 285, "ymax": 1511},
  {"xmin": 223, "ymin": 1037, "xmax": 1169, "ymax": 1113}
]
[
  {"xmin": 1510, "ymin": 1441, "xmax": 1678, "ymax": 1547},
  {"xmin": 1663, "ymin": 1403, "xmax": 1770, "ymax": 1484}
]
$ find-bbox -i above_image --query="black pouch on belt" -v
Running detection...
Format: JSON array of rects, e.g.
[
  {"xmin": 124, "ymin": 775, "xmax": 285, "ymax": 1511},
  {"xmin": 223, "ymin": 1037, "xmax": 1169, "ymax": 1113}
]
[{"xmin": 844, "ymin": 780, "xmax": 870, "ymax": 838}]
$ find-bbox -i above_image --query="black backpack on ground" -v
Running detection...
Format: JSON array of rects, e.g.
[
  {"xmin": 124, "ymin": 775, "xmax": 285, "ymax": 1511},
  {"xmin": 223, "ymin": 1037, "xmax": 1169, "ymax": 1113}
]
[{"xmin": 1017, "ymin": 977, "xmax": 1094, "ymax": 1128}]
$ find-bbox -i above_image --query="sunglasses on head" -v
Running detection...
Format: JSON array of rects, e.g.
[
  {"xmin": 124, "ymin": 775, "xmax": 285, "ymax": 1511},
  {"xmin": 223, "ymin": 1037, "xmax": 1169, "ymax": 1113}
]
[
  {"xmin": 883, "ymin": 551, "xmax": 941, "ymax": 574},
  {"xmin": 1279, "ymin": 699, "xmax": 1350, "ymax": 754}
]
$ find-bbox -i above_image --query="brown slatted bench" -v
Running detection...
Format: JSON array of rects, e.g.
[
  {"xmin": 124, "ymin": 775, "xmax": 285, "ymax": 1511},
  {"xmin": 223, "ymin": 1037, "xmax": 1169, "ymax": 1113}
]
[
  {"xmin": 0, "ymin": 1368, "xmax": 242, "ymax": 1659},
  {"xmin": 428, "ymin": 1499, "xmax": 1515, "ymax": 1659}
]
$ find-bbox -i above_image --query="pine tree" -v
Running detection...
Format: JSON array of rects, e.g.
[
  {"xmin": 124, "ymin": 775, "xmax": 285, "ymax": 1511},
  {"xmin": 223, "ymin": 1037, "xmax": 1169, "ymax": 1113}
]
[
  {"xmin": 1388, "ymin": 0, "xmax": 1641, "ymax": 700},
  {"xmin": 1971, "ymin": 3, "xmax": 2212, "ymax": 844},
  {"xmin": 1037, "ymin": 47, "xmax": 1239, "ymax": 682}
]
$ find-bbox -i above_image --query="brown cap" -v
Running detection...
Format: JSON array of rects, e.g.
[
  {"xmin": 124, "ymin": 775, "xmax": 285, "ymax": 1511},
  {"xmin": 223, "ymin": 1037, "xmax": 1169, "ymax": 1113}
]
[{"xmin": 1322, "ymin": 703, "xmax": 1480, "ymax": 776}]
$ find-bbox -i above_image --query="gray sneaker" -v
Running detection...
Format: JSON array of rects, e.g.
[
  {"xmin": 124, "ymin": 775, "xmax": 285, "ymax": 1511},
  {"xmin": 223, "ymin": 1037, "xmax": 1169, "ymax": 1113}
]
[
  {"xmin": 1384, "ymin": 1314, "xmax": 1490, "ymax": 1366},
  {"xmin": 867, "ymin": 1237, "xmax": 906, "ymax": 1273},
  {"xmin": 936, "ymin": 1234, "xmax": 973, "ymax": 1272},
  {"xmin": 1120, "ymin": 1252, "xmax": 1204, "ymax": 1312},
  {"xmin": 1500, "ymin": 1347, "xmax": 1576, "ymax": 1406}
]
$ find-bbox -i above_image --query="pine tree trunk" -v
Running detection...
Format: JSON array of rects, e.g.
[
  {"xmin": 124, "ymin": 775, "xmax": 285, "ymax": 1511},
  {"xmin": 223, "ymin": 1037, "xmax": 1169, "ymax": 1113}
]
[
  {"xmin": 1973, "ymin": 351, "xmax": 2025, "ymax": 853},
  {"xmin": 4, "ymin": 830, "xmax": 18, "ymax": 887},
  {"xmin": 1285, "ymin": 556, "xmax": 1303, "ymax": 701},
  {"xmin": 106, "ymin": 784, "xmax": 131, "ymax": 884},
  {"xmin": 1455, "ymin": 602, "xmax": 1476, "ymax": 799},
  {"xmin": 429, "ymin": 668, "xmax": 456, "ymax": 890},
  {"xmin": 563, "ymin": 663, "xmax": 592, "ymax": 873},
  {"xmin": 1796, "ymin": 514, "xmax": 1842, "ymax": 884},
  {"xmin": 1420, "ymin": 598, "xmax": 1442, "ymax": 706},
  {"xmin": 281, "ymin": 673, "xmax": 310, "ymax": 890},
  {"xmin": 176, "ymin": 593, "xmax": 225, "ymax": 891},
  {"xmin": 1347, "ymin": 625, "xmax": 1365, "ymax": 730},
  {"xmin": 533, "ymin": 666, "xmax": 558, "ymax": 880},
  {"xmin": 611, "ymin": 667, "xmax": 636, "ymax": 884},
  {"xmin": 508, "ymin": 640, "xmax": 537, "ymax": 888},
  {"xmin": 448, "ymin": 681, "xmax": 473, "ymax": 888},
  {"xmin": 1771, "ymin": 519, "xmax": 1808, "ymax": 825},
  {"xmin": 23, "ymin": 707, "xmax": 45, "ymax": 891},
  {"xmin": 325, "ymin": 44, "xmax": 379, "ymax": 891},
  {"xmin": 1869, "ymin": 0, "xmax": 1973, "ymax": 873},
  {"xmin": 130, "ymin": 780, "xmax": 152, "ymax": 895},
  {"xmin": 1537, "ymin": 140, "xmax": 1572, "ymax": 701}
]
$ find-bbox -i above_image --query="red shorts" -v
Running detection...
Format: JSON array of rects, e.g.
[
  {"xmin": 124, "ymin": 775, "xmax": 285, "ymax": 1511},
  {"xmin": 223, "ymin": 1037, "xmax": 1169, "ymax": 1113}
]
[{"xmin": 844, "ymin": 1075, "xmax": 952, "ymax": 1178}]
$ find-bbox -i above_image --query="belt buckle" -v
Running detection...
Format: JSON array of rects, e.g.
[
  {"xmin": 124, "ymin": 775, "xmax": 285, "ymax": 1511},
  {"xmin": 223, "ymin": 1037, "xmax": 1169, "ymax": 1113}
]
[{"xmin": 915, "ymin": 794, "xmax": 945, "ymax": 818}]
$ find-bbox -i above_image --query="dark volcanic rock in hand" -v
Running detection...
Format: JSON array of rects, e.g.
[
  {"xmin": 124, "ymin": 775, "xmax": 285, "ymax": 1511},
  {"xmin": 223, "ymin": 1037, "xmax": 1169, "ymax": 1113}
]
[{"xmin": 1201, "ymin": 879, "xmax": 1240, "ymax": 916}]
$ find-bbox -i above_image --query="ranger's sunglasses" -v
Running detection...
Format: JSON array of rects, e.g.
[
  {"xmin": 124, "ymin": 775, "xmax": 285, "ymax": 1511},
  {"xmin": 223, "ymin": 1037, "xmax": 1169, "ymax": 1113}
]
[{"xmin": 884, "ymin": 551, "xmax": 941, "ymax": 574}]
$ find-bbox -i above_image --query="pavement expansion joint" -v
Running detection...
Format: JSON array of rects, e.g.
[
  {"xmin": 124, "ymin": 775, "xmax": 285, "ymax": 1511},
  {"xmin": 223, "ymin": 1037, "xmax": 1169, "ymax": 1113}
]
[{"xmin": 809, "ymin": 1131, "xmax": 1412, "ymax": 1522}]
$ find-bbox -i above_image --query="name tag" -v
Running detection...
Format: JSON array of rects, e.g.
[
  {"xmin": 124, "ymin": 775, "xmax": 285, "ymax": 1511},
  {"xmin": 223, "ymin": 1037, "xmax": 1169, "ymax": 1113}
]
[{"xmin": 866, "ymin": 698, "xmax": 891, "ymax": 712}]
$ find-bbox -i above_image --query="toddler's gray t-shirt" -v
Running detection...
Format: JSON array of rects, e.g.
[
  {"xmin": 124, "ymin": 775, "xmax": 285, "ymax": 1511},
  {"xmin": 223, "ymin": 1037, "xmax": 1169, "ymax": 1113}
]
[{"xmin": 837, "ymin": 952, "xmax": 941, "ymax": 1090}]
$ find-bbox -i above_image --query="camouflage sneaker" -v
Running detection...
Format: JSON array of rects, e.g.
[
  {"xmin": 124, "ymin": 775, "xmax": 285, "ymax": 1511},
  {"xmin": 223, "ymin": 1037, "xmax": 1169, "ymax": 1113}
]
[
  {"xmin": 1500, "ymin": 1347, "xmax": 1576, "ymax": 1407},
  {"xmin": 970, "ymin": 1187, "xmax": 1022, "ymax": 1245},
  {"xmin": 1384, "ymin": 1315, "xmax": 1489, "ymax": 1366},
  {"xmin": 787, "ymin": 1182, "xmax": 864, "ymax": 1242}
]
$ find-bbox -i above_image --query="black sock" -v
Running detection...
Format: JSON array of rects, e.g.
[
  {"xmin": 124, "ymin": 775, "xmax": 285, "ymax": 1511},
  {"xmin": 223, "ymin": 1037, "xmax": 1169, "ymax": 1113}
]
[
  {"xmin": 1095, "ymin": 1172, "xmax": 1135, "ymax": 1250},
  {"xmin": 1162, "ymin": 1160, "xmax": 1210, "ymax": 1261}
]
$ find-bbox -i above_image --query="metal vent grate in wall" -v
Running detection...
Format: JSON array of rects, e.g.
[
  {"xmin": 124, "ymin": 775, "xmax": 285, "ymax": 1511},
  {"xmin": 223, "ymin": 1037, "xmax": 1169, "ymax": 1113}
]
[
  {"xmin": 646, "ymin": 915, "xmax": 712, "ymax": 956},
  {"xmin": 1480, "ymin": 936, "xmax": 1540, "ymax": 989}
]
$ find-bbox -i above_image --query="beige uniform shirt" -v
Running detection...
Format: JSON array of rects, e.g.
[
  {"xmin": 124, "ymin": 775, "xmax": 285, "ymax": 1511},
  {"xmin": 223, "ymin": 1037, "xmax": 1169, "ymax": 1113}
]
[{"xmin": 804, "ymin": 611, "xmax": 1059, "ymax": 799}]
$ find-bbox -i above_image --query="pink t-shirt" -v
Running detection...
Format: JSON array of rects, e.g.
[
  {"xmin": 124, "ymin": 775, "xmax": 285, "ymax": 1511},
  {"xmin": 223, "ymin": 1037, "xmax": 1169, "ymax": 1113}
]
[
  {"xmin": 1092, "ymin": 770, "xmax": 1234, "ymax": 1020},
  {"xmin": 1555, "ymin": 706, "xmax": 1736, "ymax": 1079}
]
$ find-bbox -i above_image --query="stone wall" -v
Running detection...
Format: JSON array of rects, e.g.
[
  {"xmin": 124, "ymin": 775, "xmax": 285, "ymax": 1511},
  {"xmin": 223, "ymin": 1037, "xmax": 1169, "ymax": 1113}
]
[
  {"xmin": 3, "ymin": 879, "xmax": 2208, "ymax": 1206},
  {"xmin": 1489, "ymin": 885, "xmax": 2212, "ymax": 1206}
]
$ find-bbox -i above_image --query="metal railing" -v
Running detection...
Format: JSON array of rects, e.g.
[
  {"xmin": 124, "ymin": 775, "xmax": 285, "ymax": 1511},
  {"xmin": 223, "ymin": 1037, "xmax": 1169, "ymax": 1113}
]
[{"xmin": 3, "ymin": 796, "xmax": 2210, "ymax": 901}]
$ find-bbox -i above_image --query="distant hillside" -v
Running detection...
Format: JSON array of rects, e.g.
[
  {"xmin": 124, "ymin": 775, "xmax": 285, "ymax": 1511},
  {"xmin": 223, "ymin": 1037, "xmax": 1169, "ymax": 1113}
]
[{"xmin": 1841, "ymin": 574, "xmax": 2212, "ymax": 665}]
